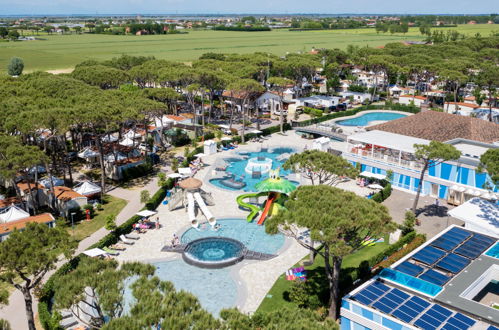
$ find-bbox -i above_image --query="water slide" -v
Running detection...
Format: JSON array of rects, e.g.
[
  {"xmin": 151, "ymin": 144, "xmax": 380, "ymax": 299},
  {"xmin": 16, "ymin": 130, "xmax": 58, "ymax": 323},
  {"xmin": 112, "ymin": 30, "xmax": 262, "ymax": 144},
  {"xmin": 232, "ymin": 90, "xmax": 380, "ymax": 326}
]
[
  {"xmin": 193, "ymin": 192, "xmax": 216, "ymax": 227},
  {"xmin": 236, "ymin": 192, "xmax": 267, "ymax": 222},
  {"xmin": 186, "ymin": 192, "xmax": 198, "ymax": 228},
  {"xmin": 257, "ymin": 194, "xmax": 276, "ymax": 226}
]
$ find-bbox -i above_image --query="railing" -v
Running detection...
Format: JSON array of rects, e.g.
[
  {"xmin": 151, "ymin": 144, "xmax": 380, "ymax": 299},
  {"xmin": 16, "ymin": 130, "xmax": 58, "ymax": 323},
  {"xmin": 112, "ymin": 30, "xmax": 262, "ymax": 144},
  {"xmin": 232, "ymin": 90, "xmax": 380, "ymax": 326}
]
[
  {"xmin": 348, "ymin": 149, "xmax": 424, "ymax": 171},
  {"xmin": 293, "ymin": 124, "xmax": 348, "ymax": 141}
]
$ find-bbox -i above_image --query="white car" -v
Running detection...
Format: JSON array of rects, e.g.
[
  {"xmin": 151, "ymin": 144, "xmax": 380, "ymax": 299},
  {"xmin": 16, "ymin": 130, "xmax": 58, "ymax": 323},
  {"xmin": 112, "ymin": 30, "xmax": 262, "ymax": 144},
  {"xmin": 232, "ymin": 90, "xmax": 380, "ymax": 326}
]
[{"xmin": 273, "ymin": 109, "xmax": 288, "ymax": 116}]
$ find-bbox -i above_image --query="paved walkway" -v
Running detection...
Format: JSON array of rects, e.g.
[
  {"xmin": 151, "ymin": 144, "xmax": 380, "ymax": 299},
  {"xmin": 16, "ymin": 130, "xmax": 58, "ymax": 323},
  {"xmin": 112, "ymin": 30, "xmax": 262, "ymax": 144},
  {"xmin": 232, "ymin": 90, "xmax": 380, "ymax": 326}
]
[
  {"xmin": 0, "ymin": 167, "xmax": 169, "ymax": 329},
  {"xmin": 383, "ymin": 189, "xmax": 464, "ymax": 238}
]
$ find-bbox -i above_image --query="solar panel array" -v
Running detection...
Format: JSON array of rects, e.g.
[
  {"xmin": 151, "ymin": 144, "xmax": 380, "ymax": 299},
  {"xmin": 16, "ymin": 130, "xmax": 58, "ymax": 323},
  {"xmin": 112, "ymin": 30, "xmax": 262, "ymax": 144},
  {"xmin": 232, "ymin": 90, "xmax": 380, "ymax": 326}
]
[
  {"xmin": 352, "ymin": 281, "xmax": 477, "ymax": 330},
  {"xmin": 394, "ymin": 227, "xmax": 495, "ymax": 287}
]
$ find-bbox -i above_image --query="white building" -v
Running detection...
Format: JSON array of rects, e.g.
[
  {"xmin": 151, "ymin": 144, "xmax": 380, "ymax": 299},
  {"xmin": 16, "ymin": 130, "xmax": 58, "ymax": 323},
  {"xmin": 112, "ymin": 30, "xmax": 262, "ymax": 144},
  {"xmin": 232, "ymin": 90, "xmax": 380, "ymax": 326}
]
[
  {"xmin": 444, "ymin": 102, "xmax": 480, "ymax": 116},
  {"xmin": 399, "ymin": 95, "xmax": 427, "ymax": 107}
]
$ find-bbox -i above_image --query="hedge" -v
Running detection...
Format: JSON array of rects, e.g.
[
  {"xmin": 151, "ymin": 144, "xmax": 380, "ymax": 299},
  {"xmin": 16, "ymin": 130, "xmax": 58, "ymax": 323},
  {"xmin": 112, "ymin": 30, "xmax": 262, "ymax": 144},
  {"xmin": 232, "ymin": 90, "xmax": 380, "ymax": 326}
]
[
  {"xmin": 377, "ymin": 234, "xmax": 426, "ymax": 269},
  {"xmin": 294, "ymin": 102, "xmax": 420, "ymax": 128},
  {"xmin": 371, "ymin": 183, "xmax": 392, "ymax": 203}
]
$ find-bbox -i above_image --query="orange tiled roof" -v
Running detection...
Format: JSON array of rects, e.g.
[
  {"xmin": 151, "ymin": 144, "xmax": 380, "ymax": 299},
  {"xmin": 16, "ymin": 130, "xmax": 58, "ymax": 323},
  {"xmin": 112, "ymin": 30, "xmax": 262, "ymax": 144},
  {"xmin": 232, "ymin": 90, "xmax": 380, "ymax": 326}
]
[
  {"xmin": 368, "ymin": 111, "xmax": 499, "ymax": 143},
  {"xmin": 0, "ymin": 197, "xmax": 22, "ymax": 208},
  {"xmin": 53, "ymin": 186, "xmax": 86, "ymax": 201},
  {"xmin": 17, "ymin": 182, "xmax": 44, "ymax": 193},
  {"xmin": 0, "ymin": 213, "xmax": 55, "ymax": 234},
  {"xmin": 166, "ymin": 115, "xmax": 188, "ymax": 122},
  {"xmin": 400, "ymin": 95, "xmax": 427, "ymax": 100},
  {"xmin": 445, "ymin": 102, "xmax": 479, "ymax": 109}
]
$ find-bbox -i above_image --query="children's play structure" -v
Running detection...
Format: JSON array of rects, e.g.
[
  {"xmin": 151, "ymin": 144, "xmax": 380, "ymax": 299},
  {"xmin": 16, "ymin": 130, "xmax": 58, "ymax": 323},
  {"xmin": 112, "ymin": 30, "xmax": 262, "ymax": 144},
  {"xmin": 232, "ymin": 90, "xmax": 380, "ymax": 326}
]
[
  {"xmin": 167, "ymin": 177, "xmax": 216, "ymax": 228},
  {"xmin": 236, "ymin": 168, "xmax": 297, "ymax": 225}
]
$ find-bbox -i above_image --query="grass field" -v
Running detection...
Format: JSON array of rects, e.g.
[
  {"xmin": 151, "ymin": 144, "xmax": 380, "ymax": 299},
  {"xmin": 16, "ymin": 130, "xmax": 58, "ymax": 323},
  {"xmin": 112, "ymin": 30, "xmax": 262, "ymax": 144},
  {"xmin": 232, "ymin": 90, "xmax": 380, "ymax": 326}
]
[
  {"xmin": 0, "ymin": 24, "xmax": 497, "ymax": 73},
  {"xmin": 257, "ymin": 237, "xmax": 389, "ymax": 312}
]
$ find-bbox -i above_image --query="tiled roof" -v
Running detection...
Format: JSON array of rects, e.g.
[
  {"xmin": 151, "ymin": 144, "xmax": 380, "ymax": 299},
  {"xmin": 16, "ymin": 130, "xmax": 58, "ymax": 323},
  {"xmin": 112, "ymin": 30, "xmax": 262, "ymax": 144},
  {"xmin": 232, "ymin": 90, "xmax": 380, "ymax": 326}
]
[
  {"xmin": 400, "ymin": 95, "xmax": 427, "ymax": 100},
  {"xmin": 0, "ymin": 197, "xmax": 22, "ymax": 208},
  {"xmin": 367, "ymin": 111, "xmax": 499, "ymax": 143},
  {"xmin": 165, "ymin": 115, "xmax": 188, "ymax": 122},
  {"xmin": 444, "ymin": 102, "xmax": 480, "ymax": 109},
  {"xmin": 17, "ymin": 182, "xmax": 44, "ymax": 193},
  {"xmin": 53, "ymin": 186, "xmax": 86, "ymax": 201},
  {"xmin": 0, "ymin": 213, "xmax": 55, "ymax": 234}
]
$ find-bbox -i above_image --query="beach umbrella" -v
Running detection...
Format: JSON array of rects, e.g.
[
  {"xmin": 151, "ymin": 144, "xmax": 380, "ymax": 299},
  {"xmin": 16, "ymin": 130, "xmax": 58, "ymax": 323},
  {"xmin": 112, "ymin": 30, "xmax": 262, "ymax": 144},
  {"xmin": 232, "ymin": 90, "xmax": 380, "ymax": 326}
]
[
  {"xmin": 221, "ymin": 137, "xmax": 232, "ymax": 141},
  {"xmin": 194, "ymin": 153, "xmax": 205, "ymax": 158},
  {"xmin": 367, "ymin": 183, "xmax": 384, "ymax": 190}
]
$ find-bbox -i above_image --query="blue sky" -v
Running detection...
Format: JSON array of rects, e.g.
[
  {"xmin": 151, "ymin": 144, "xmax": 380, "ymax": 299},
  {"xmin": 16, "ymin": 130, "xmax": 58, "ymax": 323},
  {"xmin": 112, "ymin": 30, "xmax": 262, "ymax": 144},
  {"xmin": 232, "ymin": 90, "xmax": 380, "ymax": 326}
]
[{"xmin": 1, "ymin": 0, "xmax": 498, "ymax": 15}]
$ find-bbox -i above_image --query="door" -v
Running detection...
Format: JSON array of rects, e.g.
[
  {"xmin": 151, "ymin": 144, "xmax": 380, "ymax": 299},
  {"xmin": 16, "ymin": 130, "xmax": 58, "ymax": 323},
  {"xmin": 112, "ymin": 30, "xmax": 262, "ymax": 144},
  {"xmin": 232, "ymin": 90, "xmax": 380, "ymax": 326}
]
[{"xmin": 430, "ymin": 184, "xmax": 439, "ymax": 197}]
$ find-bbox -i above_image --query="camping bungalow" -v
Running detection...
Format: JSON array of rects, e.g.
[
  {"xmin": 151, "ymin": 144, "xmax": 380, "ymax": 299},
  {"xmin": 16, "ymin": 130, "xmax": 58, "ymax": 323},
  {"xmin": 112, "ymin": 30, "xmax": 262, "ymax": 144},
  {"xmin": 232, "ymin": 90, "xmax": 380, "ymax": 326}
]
[{"xmin": 51, "ymin": 186, "xmax": 88, "ymax": 217}]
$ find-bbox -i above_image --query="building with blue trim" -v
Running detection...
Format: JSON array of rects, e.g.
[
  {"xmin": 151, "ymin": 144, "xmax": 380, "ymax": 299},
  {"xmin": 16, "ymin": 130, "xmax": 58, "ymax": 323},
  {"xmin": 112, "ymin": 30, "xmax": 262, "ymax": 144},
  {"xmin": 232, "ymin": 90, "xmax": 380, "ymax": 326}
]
[
  {"xmin": 342, "ymin": 111, "xmax": 498, "ymax": 204},
  {"xmin": 341, "ymin": 225, "xmax": 499, "ymax": 330}
]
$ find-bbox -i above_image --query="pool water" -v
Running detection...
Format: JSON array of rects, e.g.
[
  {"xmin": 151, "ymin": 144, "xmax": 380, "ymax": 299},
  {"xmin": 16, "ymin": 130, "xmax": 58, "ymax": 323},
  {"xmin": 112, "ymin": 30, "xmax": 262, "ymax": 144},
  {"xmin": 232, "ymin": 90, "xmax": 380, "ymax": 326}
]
[
  {"xmin": 185, "ymin": 238, "xmax": 244, "ymax": 262},
  {"xmin": 182, "ymin": 218, "xmax": 285, "ymax": 255},
  {"xmin": 209, "ymin": 147, "xmax": 296, "ymax": 192},
  {"xmin": 152, "ymin": 259, "xmax": 237, "ymax": 316},
  {"xmin": 336, "ymin": 112, "xmax": 407, "ymax": 126}
]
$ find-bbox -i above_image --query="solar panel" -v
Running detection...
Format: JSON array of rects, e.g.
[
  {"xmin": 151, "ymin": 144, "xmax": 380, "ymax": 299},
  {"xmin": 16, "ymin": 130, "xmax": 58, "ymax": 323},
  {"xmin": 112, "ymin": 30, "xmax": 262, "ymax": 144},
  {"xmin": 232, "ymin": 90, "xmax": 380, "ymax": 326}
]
[
  {"xmin": 412, "ymin": 246, "xmax": 447, "ymax": 265},
  {"xmin": 431, "ymin": 231, "xmax": 468, "ymax": 251},
  {"xmin": 447, "ymin": 227, "xmax": 472, "ymax": 240},
  {"xmin": 352, "ymin": 281, "xmax": 392, "ymax": 305},
  {"xmin": 419, "ymin": 269, "xmax": 451, "ymax": 286},
  {"xmin": 487, "ymin": 326, "xmax": 499, "ymax": 330},
  {"xmin": 436, "ymin": 253, "xmax": 470, "ymax": 273},
  {"xmin": 445, "ymin": 314, "xmax": 476, "ymax": 329},
  {"xmin": 453, "ymin": 313, "xmax": 475, "ymax": 327},
  {"xmin": 395, "ymin": 261, "xmax": 425, "ymax": 276},
  {"xmin": 471, "ymin": 233, "xmax": 495, "ymax": 246},
  {"xmin": 455, "ymin": 244, "xmax": 484, "ymax": 259},
  {"xmin": 414, "ymin": 317, "xmax": 438, "ymax": 330}
]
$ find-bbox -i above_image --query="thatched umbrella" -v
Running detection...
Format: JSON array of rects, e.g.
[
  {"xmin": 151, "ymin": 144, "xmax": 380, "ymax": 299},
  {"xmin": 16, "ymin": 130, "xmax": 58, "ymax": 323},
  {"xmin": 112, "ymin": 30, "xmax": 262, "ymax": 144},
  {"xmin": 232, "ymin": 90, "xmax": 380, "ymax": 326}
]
[{"xmin": 179, "ymin": 177, "xmax": 203, "ymax": 191}]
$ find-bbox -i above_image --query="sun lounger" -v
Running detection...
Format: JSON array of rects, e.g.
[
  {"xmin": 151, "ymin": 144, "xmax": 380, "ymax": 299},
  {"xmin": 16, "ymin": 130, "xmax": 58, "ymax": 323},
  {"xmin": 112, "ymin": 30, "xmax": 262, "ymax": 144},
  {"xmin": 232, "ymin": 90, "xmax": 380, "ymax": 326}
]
[
  {"xmin": 125, "ymin": 233, "xmax": 140, "ymax": 240},
  {"xmin": 110, "ymin": 243, "xmax": 126, "ymax": 251},
  {"xmin": 103, "ymin": 247, "xmax": 119, "ymax": 256},
  {"xmin": 120, "ymin": 235, "xmax": 134, "ymax": 245}
]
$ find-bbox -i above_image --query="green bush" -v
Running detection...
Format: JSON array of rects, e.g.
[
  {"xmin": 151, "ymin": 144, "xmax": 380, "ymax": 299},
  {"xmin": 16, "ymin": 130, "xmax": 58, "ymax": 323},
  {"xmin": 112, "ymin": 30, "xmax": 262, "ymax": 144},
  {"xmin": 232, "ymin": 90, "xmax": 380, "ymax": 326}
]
[
  {"xmin": 121, "ymin": 161, "xmax": 153, "ymax": 181},
  {"xmin": 371, "ymin": 183, "xmax": 392, "ymax": 203},
  {"xmin": 401, "ymin": 211, "xmax": 416, "ymax": 235}
]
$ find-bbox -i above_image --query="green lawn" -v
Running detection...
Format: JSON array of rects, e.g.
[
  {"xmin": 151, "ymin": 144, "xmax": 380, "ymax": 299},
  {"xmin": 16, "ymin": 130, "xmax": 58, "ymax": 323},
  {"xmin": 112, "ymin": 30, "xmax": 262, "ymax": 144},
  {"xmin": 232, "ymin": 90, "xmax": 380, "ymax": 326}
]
[
  {"xmin": 257, "ymin": 237, "xmax": 389, "ymax": 313},
  {"xmin": 66, "ymin": 194, "xmax": 126, "ymax": 242},
  {"xmin": 1, "ymin": 24, "xmax": 497, "ymax": 73}
]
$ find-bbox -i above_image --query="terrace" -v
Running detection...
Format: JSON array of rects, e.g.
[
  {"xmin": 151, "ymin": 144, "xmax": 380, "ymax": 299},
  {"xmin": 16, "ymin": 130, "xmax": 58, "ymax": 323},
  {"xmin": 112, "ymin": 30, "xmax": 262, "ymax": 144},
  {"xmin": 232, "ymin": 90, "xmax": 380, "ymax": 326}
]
[{"xmin": 345, "ymin": 130, "xmax": 427, "ymax": 172}]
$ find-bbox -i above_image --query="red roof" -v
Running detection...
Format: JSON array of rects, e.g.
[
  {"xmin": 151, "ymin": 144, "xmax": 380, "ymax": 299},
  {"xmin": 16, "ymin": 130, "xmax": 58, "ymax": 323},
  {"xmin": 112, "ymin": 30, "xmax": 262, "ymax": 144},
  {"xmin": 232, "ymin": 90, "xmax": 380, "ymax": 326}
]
[
  {"xmin": 444, "ymin": 102, "xmax": 479, "ymax": 109},
  {"xmin": 400, "ymin": 95, "xmax": 427, "ymax": 100},
  {"xmin": 53, "ymin": 186, "xmax": 86, "ymax": 201},
  {"xmin": 0, "ymin": 213, "xmax": 55, "ymax": 234}
]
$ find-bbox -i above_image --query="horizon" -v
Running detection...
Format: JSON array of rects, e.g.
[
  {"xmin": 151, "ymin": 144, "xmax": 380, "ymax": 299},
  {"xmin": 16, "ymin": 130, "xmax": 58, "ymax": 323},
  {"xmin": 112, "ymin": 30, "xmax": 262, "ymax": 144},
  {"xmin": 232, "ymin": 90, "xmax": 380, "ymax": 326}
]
[
  {"xmin": 1, "ymin": 0, "xmax": 497, "ymax": 16},
  {"xmin": 1, "ymin": 13, "xmax": 498, "ymax": 17}
]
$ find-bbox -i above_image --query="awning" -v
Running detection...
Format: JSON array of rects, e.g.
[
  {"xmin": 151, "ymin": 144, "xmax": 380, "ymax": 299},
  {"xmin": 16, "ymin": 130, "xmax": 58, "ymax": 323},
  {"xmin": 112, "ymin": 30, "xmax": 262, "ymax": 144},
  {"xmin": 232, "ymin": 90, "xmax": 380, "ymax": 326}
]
[
  {"xmin": 136, "ymin": 210, "xmax": 157, "ymax": 218},
  {"xmin": 167, "ymin": 173, "xmax": 182, "ymax": 179},
  {"xmin": 348, "ymin": 130, "xmax": 429, "ymax": 154},
  {"xmin": 221, "ymin": 137, "xmax": 232, "ymax": 141},
  {"xmin": 448, "ymin": 198, "xmax": 499, "ymax": 238},
  {"xmin": 368, "ymin": 183, "xmax": 384, "ymax": 190},
  {"xmin": 194, "ymin": 153, "xmax": 205, "ymax": 158},
  {"xmin": 83, "ymin": 248, "xmax": 107, "ymax": 257},
  {"xmin": 360, "ymin": 171, "xmax": 386, "ymax": 180},
  {"xmin": 178, "ymin": 167, "xmax": 192, "ymax": 175}
]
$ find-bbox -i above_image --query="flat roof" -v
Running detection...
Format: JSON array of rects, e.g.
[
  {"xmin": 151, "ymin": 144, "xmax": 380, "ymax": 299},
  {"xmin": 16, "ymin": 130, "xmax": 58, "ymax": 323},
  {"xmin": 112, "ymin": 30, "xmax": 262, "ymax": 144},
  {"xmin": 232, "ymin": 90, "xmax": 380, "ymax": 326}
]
[
  {"xmin": 451, "ymin": 142, "xmax": 491, "ymax": 159},
  {"xmin": 344, "ymin": 225, "xmax": 499, "ymax": 328},
  {"xmin": 448, "ymin": 198, "xmax": 499, "ymax": 238},
  {"xmin": 435, "ymin": 255, "xmax": 499, "ymax": 324},
  {"xmin": 347, "ymin": 130, "xmax": 429, "ymax": 153}
]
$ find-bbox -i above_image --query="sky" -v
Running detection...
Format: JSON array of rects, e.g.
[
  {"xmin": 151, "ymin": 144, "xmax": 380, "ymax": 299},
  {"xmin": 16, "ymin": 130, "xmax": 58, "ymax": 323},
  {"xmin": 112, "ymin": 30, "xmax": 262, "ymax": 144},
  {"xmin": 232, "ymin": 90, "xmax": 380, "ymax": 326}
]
[{"xmin": 0, "ymin": 0, "xmax": 498, "ymax": 15}]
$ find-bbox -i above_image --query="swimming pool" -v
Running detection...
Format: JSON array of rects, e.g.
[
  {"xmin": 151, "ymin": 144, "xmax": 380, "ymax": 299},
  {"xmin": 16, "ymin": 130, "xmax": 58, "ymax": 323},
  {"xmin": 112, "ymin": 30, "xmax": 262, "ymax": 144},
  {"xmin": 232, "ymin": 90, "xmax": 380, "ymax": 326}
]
[
  {"xmin": 153, "ymin": 259, "xmax": 238, "ymax": 316},
  {"xmin": 209, "ymin": 147, "xmax": 297, "ymax": 192},
  {"xmin": 336, "ymin": 112, "xmax": 408, "ymax": 126},
  {"xmin": 182, "ymin": 218, "xmax": 285, "ymax": 255}
]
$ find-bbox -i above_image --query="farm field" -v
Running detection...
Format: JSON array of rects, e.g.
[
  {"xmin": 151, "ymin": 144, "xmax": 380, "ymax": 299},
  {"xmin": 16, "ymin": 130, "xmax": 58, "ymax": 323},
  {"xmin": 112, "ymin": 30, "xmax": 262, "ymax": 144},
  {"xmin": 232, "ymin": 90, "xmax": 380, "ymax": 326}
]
[{"xmin": 0, "ymin": 24, "xmax": 497, "ymax": 73}]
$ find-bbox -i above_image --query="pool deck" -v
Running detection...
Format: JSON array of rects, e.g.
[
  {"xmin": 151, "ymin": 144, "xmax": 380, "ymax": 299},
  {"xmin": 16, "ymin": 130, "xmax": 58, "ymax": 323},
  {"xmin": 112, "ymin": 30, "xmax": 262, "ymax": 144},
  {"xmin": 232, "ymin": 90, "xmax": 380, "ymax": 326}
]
[
  {"xmin": 328, "ymin": 110, "xmax": 413, "ymax": 135},
  {"xmin": 115, "ymin": 131, "xmax": 375, "ymax": 314}
]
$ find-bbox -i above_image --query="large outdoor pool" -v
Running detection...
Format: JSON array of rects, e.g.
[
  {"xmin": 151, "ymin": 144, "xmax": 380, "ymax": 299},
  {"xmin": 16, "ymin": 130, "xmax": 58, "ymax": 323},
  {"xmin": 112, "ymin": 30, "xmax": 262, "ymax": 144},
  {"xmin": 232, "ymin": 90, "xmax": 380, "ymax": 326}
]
[
  {"xmin": 336, "ymin": 111, "xmax": 407, "ymax": 126},
  {"xmin": 209, "ymin": 147, "xmax": 297, "ymax": 192},
  {"xmin": 182, "ymin": 218, "xmax": 285, "ymax": 255}
]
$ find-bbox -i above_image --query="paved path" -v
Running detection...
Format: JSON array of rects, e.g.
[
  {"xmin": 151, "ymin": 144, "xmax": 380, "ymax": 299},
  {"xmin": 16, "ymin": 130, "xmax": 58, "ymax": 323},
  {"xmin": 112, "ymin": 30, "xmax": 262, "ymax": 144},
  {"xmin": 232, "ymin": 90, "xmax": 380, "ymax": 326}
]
[
  {"xmin": 383, "ymin": 189, "xmax": 464, "ymax": 238},
  {"xmin": 0, "ymin": 166, "xmax": 170, "ymax": 329}
]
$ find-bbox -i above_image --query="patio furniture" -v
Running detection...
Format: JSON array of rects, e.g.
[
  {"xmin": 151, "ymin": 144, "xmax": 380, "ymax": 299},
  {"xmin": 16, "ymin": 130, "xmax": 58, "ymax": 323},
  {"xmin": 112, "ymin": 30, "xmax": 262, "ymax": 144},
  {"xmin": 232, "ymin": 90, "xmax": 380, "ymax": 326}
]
[{"xmin": 120, "ymin": 235, "xmax": 135, "ymax": 245}]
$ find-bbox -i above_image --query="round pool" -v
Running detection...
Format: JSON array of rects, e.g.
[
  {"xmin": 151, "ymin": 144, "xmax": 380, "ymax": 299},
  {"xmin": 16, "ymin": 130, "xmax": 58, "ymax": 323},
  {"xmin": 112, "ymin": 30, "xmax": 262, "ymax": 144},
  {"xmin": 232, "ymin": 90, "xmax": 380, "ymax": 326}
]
[{"xmin": 183, "ymin": 237, "xmax": 245, "ymax": 268}]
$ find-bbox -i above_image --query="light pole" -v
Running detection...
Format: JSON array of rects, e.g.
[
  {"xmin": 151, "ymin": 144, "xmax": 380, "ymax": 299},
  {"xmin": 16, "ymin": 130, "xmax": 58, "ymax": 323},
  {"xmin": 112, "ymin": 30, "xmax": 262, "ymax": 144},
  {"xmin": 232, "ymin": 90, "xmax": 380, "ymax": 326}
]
[{"xmin": 71, "ymin": 212, "xmax": 76, "ymax": 235}]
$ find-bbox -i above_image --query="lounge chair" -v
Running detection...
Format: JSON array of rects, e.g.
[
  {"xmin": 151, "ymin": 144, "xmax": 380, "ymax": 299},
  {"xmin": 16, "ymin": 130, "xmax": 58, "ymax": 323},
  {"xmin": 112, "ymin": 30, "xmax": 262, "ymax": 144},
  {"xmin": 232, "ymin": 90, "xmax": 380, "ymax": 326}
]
[
  {"xmin": 125, "ymin": 233, "xmax": 140, "ymax": 240},
  {"xmin": 110, "ymin": 243, "xmax": 126, "ymax": 251},
  {"xmin": 103, "ymin": 247, "xmax": 119, "ymax": 256},
  {"xmin": 120, "ymin": 235, "xmax": 134, "ymax": 245}
]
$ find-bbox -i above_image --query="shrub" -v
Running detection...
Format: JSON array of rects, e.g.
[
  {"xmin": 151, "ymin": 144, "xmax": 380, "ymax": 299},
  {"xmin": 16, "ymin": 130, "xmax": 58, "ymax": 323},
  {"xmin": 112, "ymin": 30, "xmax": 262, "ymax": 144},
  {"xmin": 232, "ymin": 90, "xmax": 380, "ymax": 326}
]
[
  {"xmin": 7, "ymin": 57, "xmax": 24, "ymax": 76},
  {"xmin": 371, "ymin": 183, "xmax": 392, "ymax": 203},
  {"xmin": 401, "ymin": 211, "xmax": 416, "ymax": 235},
  {"xmin": 121, "ymin": 162, "xmax": 153, "ymax": 181},
  {"xmin": 377, "ymin": 235, "xmax": 426, "ymax": 269},
  {"xmin": 140, "ymin": 190, "xmax": 150, "ymax": 204}
]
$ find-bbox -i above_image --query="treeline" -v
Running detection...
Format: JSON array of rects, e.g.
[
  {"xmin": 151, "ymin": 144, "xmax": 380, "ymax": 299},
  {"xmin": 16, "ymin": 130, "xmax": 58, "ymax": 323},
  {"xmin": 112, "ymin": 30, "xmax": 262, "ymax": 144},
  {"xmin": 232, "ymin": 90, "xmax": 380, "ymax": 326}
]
[
  {"xmin": 375, "ymin": 22, "xmax": 409, "ymax": 34},
  {"xmin": 213, "ymin": 25, "xmax": 271, "ymax": 32},
  {"xmin": 400, "ymin": 14, "xmax": 499, "ymax": 25},
  {"xmin": 290, "ymin": 19, "xmax": 365, "ymax": 30}
]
